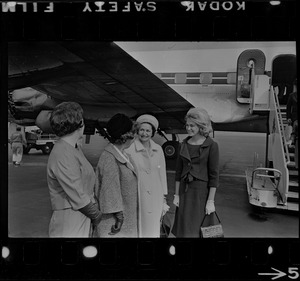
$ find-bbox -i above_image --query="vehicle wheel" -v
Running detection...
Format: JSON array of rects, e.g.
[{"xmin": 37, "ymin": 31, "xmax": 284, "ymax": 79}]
[
  {"xmin": 42, "ymin": 144, "xmax": 53, "ymax": 155},
  {"xmin": 162, "ymin": 141, "xmax": 179, "ymax": 159}
]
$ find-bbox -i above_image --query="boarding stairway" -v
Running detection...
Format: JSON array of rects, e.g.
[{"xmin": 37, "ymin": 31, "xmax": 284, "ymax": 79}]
[
  {"xmin": 246, "ymin": 83, "xmax": 298, "ymax": 213},
  {"xmin": 276, "ymin": 103, "xmax": 299, "ymax": 212}
]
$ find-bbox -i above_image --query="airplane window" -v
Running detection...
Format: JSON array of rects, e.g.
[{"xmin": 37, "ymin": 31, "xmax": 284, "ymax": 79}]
[
  {"xmin": 200, "ymin": 73, "xmax": 212, "ymax": 84},
  {"xmin": 175, "ymin": 73, "xmax": 187, "ymax": 84}
]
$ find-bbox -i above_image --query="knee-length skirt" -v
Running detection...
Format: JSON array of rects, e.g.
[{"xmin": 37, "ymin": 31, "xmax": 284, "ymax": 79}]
[{"xmin": 172, "ymin": 180, "xmax": 214, "ymax": 238}]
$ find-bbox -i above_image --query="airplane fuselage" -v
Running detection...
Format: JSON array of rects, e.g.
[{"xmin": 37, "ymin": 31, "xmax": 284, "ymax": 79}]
[{"xmin": 117, "ymin": 41, "xmax": 296, "ymax": 126}]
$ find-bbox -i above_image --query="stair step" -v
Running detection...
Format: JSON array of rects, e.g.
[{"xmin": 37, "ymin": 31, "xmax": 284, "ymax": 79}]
[
  {"xmin": 289, "ymin": 181, "xmax": 299, "ymax": 193},
  {"xmin": 289, "ymin": 170, "xmax": 298, "ymax": 177},
  {"xmin": 289, "ymin": 180, "xmax": 298, "ymax": 187},
  {"xmin": 288, "ymin": 191, "xmax": 299, "ymax": 200},
  {"xmin": 289, "ymin": 153, "xmax": 295, "ymax": 161},
  {"xmin": 276, "ymin": 202, "xmax": 299, "ymax": 212},
  {"xmin": 288, "ymin": 161, "xmax": 298, "ymax": 170},
  {"xmin": 288, "ymin": 145, "xmax": 296, "ymax": 153}
]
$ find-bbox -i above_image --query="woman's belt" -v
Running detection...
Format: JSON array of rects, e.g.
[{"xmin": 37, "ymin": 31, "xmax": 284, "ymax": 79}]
[{"xmin": 182, "ymin": 174, "xmax": 200, "ymax": 192}]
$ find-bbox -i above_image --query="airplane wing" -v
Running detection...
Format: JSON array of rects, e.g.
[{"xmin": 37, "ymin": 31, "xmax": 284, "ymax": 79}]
[{"xmin": 8, "ymin": 42, "xmax": 193, "ymax": 133}]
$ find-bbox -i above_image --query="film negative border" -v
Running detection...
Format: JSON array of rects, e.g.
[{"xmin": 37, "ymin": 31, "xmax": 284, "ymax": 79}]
[
  {"xmin": 1, "ymin": 1, "xmax": 299, "ymax": 281},
  {"xmin": 0, "ymin": 0, "xmax": 297, "ymax": 41},
  {"xmin": 1, "ymin": 239, "xmax": 300, "ymax": 280}
]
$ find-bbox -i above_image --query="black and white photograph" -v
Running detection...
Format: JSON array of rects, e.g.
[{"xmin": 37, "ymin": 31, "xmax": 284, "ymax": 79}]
[
  {"xmin": 7, "ymin": 40, "xmax": 298, "ymax": 238},
  {"xmin": 0, "ymin": 1, "xmax": 298, "ymax": 280}
]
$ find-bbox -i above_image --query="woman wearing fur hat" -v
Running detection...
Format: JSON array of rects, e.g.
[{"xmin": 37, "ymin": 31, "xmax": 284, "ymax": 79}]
[
  {"xmin": 125, "ymin": 114, "xmax": 169, "ymax": 238},
  {"xmin": 94, "ymin": 113, "xmax": 138, "ymax": 237},
  {"xmin": 171, "ymin": 107, "xmax": 219, "ymax": 238}
]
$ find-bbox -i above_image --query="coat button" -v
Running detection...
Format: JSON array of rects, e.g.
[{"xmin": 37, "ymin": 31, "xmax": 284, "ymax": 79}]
[{"xmin": 188, "ymin": 163, "xmax": 191, "ymax": 166}]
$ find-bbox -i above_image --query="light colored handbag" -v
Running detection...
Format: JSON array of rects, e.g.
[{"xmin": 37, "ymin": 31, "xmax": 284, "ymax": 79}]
[
  {"xmin": 200, "ymin": 211, "xmax": 224, "ymax": 238},
  {"xmin": 160, "ymin": 215, "xmax": 170, "ymax": 238}
]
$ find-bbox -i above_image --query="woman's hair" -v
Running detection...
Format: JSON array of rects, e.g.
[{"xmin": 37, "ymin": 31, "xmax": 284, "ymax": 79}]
[
  {"xmin": 50, "ymin": 102, "xmax": 84, "ymax": 137},
  {"xmin": 134, "ymin": 122, "xmax": 156, "ymax": 137},
  {"xmin": 104, "ymin": 113, "xmax": 134, "ymax": 145},
  {"xmin": 185, "ymin": 107, "xmax": 213, "ymax": 137}
]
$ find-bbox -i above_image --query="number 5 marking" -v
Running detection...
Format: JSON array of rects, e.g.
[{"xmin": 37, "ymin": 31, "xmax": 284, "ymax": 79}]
[{"xmin": 288, "ymin": 267, "xmax": 299, "ymax": 280}]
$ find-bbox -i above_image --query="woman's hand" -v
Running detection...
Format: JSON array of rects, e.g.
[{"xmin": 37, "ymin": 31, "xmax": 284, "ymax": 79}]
[
  {"xmin": 173, "ymin": 194, "xmax": 179, "ymax": 207},
  {"xmin": 109, "ymin": 211, "xmax": 124, "ymax": 235},
  {"xmin": 162, "ymin": 199, "xmax": 170, "ymax": 216},
  {"xmin": 205, "ymin": 200, "xmax": 215, "ymax": 215}
]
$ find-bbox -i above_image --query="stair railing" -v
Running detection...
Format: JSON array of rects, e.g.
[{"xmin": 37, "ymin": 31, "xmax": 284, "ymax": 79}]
[
  {"xmin": 273, "ymin": 86, "xmax": 290, "ymax": 164},
  {"xmin": 269, "ymin": 86, "xmax": 290, "ymax": 204}
]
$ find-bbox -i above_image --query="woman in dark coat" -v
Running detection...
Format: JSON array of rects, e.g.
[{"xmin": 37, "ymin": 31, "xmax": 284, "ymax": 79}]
[{"xmin": 171, "ymin": 107, "xmax": 220, "ymax": 238}]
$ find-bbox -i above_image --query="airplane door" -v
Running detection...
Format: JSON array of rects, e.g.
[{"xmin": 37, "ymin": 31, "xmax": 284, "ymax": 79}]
[
  {"xmin": 271, "ymin": 54, "xmax": 297, "ymax": 105},
  {"xmin": 236, "ymin": 49, "xmax": 266, "ymax": 104}
]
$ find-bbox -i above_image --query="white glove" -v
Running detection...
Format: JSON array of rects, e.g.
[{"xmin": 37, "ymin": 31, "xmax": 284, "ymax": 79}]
[
  {"xmin": 162, "ymin": 201, "xmax": 170, "ymax": 217},
  {"xmin": 205, "ymin": 200, "xmax": 215, "ymax": 215},
  {"xmin": 173, "ymin": 194, "xmax": 179, "ymax": 207}
]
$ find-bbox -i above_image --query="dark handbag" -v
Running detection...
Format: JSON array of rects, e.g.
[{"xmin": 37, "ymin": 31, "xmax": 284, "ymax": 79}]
[
  {"xmin": 200, "ymin": 212, "xmax": 224, "ymax": 238},
  {"xmin": 160, "ymin": 215, "xmax": 170, "ymax": 238}
]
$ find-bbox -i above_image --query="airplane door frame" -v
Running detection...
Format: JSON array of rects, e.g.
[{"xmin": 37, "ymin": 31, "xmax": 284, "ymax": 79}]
[
  {"xmin": 236, "ymin": 49, "xmax": 266, "ymax": 104},
  {"xmin": 271, "ymin": 54, "xmax": 297, "ymax": 105}
]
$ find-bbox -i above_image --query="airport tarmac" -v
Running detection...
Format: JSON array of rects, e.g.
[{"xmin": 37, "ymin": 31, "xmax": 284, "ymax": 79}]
[{"xmin": 8, "ymin": 131, "xmax": 298, "ymax": 238}]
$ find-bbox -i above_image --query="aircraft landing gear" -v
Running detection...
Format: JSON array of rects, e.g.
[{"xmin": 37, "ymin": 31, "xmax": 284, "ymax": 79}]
[
  {"xmin": 162, "ymin": 141, "xmax": 179, "ymax": 159},
  {"xmin": 157, "ymin": 130, "xmax": 179, "ymax": 160}
]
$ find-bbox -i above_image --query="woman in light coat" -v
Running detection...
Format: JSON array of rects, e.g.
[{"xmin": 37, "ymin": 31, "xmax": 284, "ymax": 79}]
[{"xmin": 126, "ymin": 114, "xmax": 169, "ymax": 237}]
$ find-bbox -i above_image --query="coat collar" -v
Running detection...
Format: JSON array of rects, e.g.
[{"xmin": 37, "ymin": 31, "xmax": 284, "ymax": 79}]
[
  {"xmin": 105, "ymin": 143, "xmax": 127, "ymax": 164},
  {"xmin": 182, "ymin": 136, "xmax": 213, "ymax": 148},
  {"xmin": 180, "ymin": 136, "xmax": 213, "ymax": 161},
  {"xmin": 133, "ymin": 138, "xmax": 160, "ymax": 152},
  {"xmin": 104, "ymin": 143, "xmax": 136, "ymax": 174}
]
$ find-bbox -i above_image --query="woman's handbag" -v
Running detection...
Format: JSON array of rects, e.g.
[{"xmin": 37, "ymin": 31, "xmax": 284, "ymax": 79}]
[
  {"xmin": 160, "ymin": 215, "xmax": 170, "ymax": 238},
  {"xmin": 200, "ymin": 212, "xmax": 224, "ymax": 238}
]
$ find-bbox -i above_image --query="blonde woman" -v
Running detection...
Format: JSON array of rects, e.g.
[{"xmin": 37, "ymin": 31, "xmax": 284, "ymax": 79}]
[
  {"xmin": 171, "ymin": 107, "xmax": 219, "ymax": 238},
  {"xmin": 126, "ymin": 114, "xmax": 169, "ymax": 237}
]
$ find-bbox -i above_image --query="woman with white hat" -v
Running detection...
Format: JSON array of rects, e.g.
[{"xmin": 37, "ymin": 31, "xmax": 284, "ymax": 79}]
[{"xmin": 126, "ymin": 114, "xmax": 169, "ymax": 237}]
